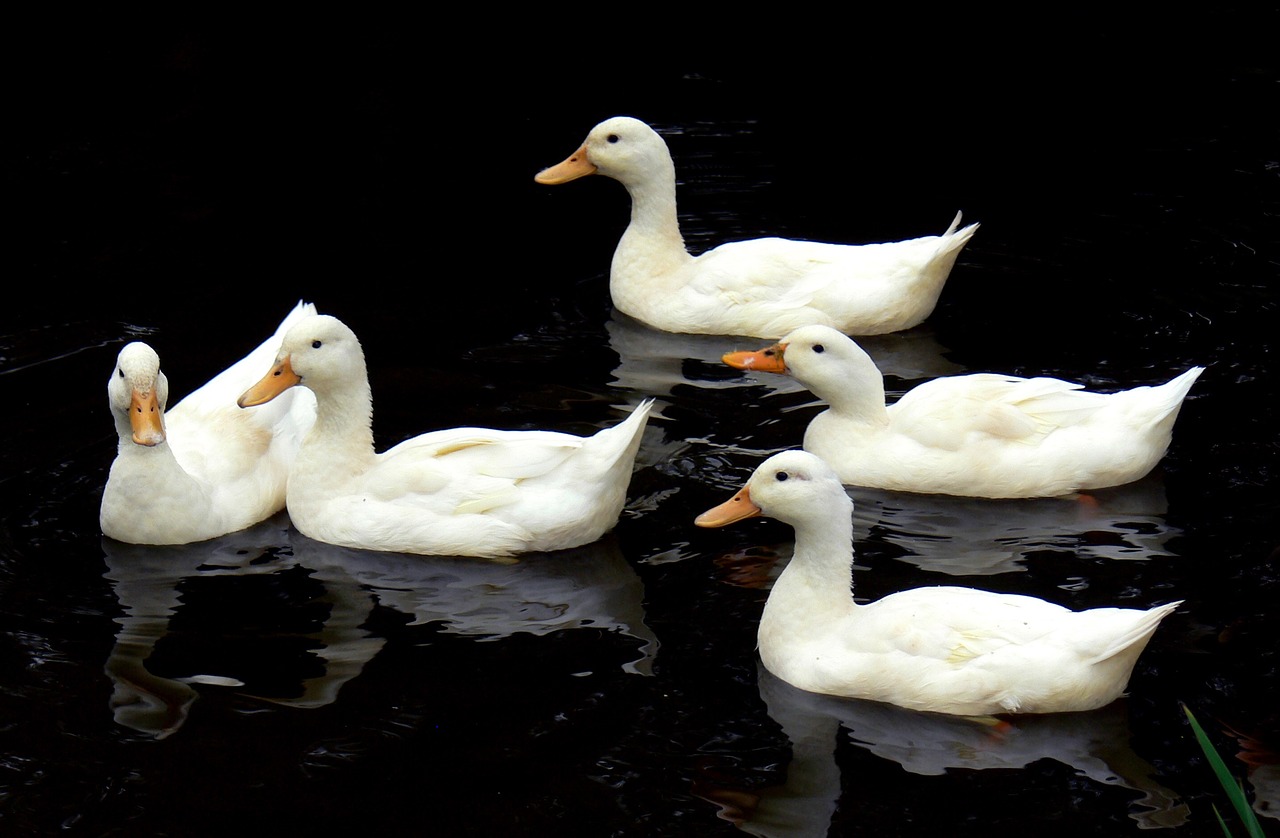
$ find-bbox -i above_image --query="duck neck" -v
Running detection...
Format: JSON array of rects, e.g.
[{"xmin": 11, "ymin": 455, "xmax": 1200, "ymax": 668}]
[
  {"xmin": 114, "ymin": 435, "xmax": 200, "ymax": 491},
  {"xmin": 304, "ymin": 374, "xmax": 377, "ymax": 465},
  {"xmin": 613, "ymin": 164, "xmax": 693, "ymax": 282},
  {"xmin": 817, "ymin": 364, "xmax": 890, "ymax": 428},
  {"xmin": 766, "ymin": 504, "xmax": 859, "ymax": 626}
]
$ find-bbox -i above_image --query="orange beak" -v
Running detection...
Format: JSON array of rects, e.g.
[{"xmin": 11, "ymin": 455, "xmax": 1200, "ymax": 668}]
[
  {"xmin": 534, "ymin": 143, "xmax": 597, "ymax": 185},
  {"xmin": 721, "ymin": 341, "xmax": 788, "ymax": 374},
  {"xmin": 238, "ymin": 356, "xmax": 301, "ymax": 408},
  {"xmin": 129, "ymin": 387, "xmax": 165, "ymax": 446},
  {"xmin": 695, "ymin": 486, "xmax": 762, "ymax": 528}
]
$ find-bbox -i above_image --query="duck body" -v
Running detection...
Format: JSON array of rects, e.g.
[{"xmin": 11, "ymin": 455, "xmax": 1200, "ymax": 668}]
[
  {"xmin": 237, "ymin": 314, "xmax": 652, "ymax": 558},
  {"xmin": 695, "ymin": 450, "xmax": 1181, "ymax": 716},
  {"xmin": 101, "ymin": 301, "xmax": 318, "ymax": 544},
  {"xmin": 536, "ymin": 116, "xmax": 978, "ymax": 340},
  {"xmin": 724, "ymin": 324, "xmax": 1204, "ymax": 498}
]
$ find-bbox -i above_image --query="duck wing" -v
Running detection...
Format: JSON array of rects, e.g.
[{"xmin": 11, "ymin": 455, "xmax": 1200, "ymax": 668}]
[{"xmin": 890, "ymin": 374, "xmax": 1109, "ymax": 451}]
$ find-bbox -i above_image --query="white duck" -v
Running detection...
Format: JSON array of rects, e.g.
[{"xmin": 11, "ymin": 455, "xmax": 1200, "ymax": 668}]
[
  {"xmin": 236, "ymin": 314, "xmax": 653, "ymax": 558},
  {"xmin": 695, "ymin": 450, "xmax": 1182, "ymax": 715},
  {"xmin": 534, "ymin": 115, "xmax": 979, "ymax": 340},
  {"xmin": 101, "ymin": 301, "xmax": 319, "ymax": 544},
  {"xmin": 723, "ymin": 324, "xmax": 1204, "ymax": 498}
]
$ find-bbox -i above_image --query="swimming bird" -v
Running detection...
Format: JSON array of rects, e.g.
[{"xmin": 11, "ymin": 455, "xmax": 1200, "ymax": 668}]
[
  {"xmin": 535, "ymin": 115, "xmax": 978, "ymax": 339},
  {"xmin": 722, "ymin": 324, "xmax": 1203, "ymax": 498},
  {"xmin": 101, "ymin": 301, "xmax": 318, "ymax": 544},
  {"xmin": 236, "ymin": 313, "xmax": 652, "ymax": 558},
  {"xmin": 695, "ymin": 449, "xmax": 1182, "ymax": 715}
]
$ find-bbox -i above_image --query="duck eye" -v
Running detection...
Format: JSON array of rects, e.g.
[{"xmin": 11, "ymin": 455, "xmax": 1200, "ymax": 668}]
[
  {"xmin": 607, "ymin": 134, "xmax": 619, "ymax": 143},
  {"xmin": 812, "ymin": 344, "xmax": 825, "ymax": 354},
  {"xmin": 776, "ymin": 471, "xmax": 789, "ymax": 482},
  {"xmin": 312, "ymin": 340, "xmax": 322, "ymax": 349},
  {"xmin": 117, "ymin": 369, "xmax": 124, "ymax": 378}
]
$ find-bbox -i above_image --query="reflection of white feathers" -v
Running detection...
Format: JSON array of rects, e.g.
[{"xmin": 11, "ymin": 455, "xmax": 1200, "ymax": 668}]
[
  {"xmin": 1249, "ymin": 761, "xmax": 1280, "ymax": 821},
  {"xmin": 732, "ymin": 664, "xmax": 1187, "ymax": 837},
  {"xmin": 294, "ymin": 533, "xmax": 658, "ymax": 675},
  {"xmin": 100, "ymin": 517, "xmax": 298, "ymax": 738},
  {"xmin": 848, "ymin": 474, "xmax": 1179, "ymax": 575},
  {"xmin": 100, "ymin": 520, "xmax": 659, "ymax": 739},
  {"xmin": 606, "ymin": 311, "xmax": 962, "ymax": 404},
  {"xmin": 1217, "ymin": 722, "xmax": 1280, "ymax": 822}
]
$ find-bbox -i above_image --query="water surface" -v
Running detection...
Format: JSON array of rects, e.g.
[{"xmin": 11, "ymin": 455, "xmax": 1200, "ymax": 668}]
[{"xmin": 3, "ymin": 30, "xmax": 1279, "ymax": 836}]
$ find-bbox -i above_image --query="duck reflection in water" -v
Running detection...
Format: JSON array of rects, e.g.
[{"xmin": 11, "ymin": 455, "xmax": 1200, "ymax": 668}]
[
  {"xmin": 847, "ymin": 471, "xmax": 1181, "ymax": 576},
  {"xmin": 709, "ymin": 471, "xmax": 1180, "ymax": 582},
  {"xmin": 100, "ymin": 519, "xmax": 658, "ymax": 739},
  {"xmin": 606, "ymin": 311, "xmax": 964, "ymax": 409},
  {"xmin": 101, "ymin": 516, "xmax": 298, "ymax": 739},
  {"xmin": 695, "ymin": 664, "xmax": 1187, "ymax": 835}
]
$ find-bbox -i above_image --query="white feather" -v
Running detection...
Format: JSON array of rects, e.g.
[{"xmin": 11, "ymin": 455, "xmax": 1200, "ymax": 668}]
[
  {"xmin": 237, "ymin": 314, "xmax": 652, "ymax": 558},
  {"xmin": 726, "ymin": 324, "xmax": 1203, "ymax": 498},
  {"xmin": 100, "ymin": 301, "xmax": 318, "ymax": 544},
  {"xmin": 696, "ymin": 450, "xmax": 1181, "ymax": 716},
  {"xmin": 536, "ymin": 116, "xmax": 978, "ymax": 339}
]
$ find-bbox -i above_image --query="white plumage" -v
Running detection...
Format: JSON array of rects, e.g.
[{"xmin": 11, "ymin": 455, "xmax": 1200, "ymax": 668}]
[
  {"xmin": 237, "ymin": 313, "xmax": 652, "ymax": 558},
  {"xmin": 536, "ymin": 116, "xmax": 978, "ymax": 339},
  {"xmin": 696, "ymin": 450, "xmax": 1181, "ymax": 715},
  {"xmin": 723, "ymin": 324, "xmax": 1203, "ymax": 498},
  {"xmin": 101, "ymin": 301, "xmax": 318, "ymax": 544}
]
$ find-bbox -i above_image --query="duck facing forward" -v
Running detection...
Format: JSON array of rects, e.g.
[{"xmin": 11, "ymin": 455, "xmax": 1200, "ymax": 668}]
[
  {"xmin": 236, "ymin": 314, "xmax": 652, "ymax": 558},
  {"xmin": 535, "ymin": 116, "xmax": 979, "ymax": 340},
  {"xmin": 695, "ymin": 450, "xmax": 1181, "ymax": 716},
  {"xmin": 723, "ymin": 324, "xmax": 1204, "ymax": 499},
  {"xmin": 101, "ymin": 301, "xmax": 319, "ymax": 545}
]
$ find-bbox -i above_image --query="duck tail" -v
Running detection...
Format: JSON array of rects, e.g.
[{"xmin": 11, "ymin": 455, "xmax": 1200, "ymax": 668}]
[
  {"xmin": 171, "ymin": 301, "xmax": 323, "ymax": 417},
  {"xmin": 567, "ymin": 399, "xmax": 653, "ymax": 540},
  {"xmin": 283, "ymin": 299, "xmax": 320, "ymax": 328},
  {"xmin": 1092, "ymin": 600, "xmax": 1182, "ymax": 664},
  {"xmin": 588, "ymin": 399, "xmax": 654, "ymax": 469},
  {"xmin": 940, "ymin": 210, "xmax": 980, "ymax": 251},
  {"xmin": 1164, "ymin": 366, "xmax": 1205, "ymax": 402},
  {"xmin": 944, "ymin": 210, "xmax": 964, "ymax": 236},
  {"xmin": 1134, "ymin": 366, "xmax": 1205, "ymax": 427}
]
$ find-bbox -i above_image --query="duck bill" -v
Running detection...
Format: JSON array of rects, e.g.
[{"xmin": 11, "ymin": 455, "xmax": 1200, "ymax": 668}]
[
  {"xmin": 237, "ymin": 356, "xmax": 300, "ymax": 408},
  {"xmin": 534, "ymin": 144, "xmax": 596, "ymax": 184},
  {"xmin": 721, "ymin": 342, "xmax": 788, "ymax": 374},
  {"xmin": 130, "ymin": 388, "xmax": 165, "ymax": 446},
  {"xmin": 695, "ymin": 486, "xmax": 762, "ymax": 528}
]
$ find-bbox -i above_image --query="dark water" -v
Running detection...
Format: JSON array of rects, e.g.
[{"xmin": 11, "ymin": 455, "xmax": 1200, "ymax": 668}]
[{"xmin": 3, "ymin": 25, "xmax": 1279, "ymax": 837}]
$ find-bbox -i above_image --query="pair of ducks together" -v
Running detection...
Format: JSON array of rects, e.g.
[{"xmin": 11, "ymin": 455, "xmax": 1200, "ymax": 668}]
[{"xmin": 101, "ymin": 116, "xmax": 1199, "ymax": 718}]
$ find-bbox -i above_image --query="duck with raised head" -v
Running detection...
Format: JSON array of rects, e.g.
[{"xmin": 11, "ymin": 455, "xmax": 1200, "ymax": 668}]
[
  {"xmin": 535, "ymin": 115, "xmax": 979, "ymax": 340},
  {"xmin": 101, "ymin": 301, "xmax": 318, "ymax": 545},
  {"xmin": 237, "ymin": 313, "xmax": 653, "ymax": 558},
  {"xmin": 695, "ymin": 450, "xmax": 1182, "ymax": 715},
  {"xmin": 722, "ymin": 324, "xmax": 1203, "ymax": 498}
]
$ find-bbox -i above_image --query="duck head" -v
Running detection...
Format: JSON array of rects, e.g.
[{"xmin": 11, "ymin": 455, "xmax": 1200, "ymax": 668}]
[
  {"xmin": 238, "ymin": 314, "xmax": 367, "ymax": 407},
  {"xmin": 696, "ymin": 449, "xmax": 852, "ymax": 533},
  {"xmin": 722, "ymin": 324, "xmax": 882, "ymax": 401},
  {"xmin": 535, "ymin": 116, "xmax": 676, "ymax": 190},
  {"xmin": 109, "ymin": 342, "xmax": 169, "ymax": 446}
]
